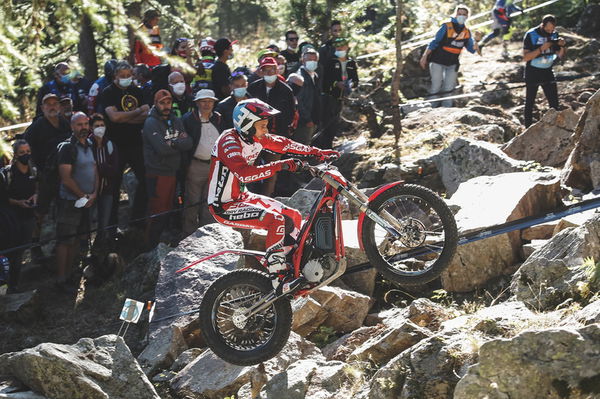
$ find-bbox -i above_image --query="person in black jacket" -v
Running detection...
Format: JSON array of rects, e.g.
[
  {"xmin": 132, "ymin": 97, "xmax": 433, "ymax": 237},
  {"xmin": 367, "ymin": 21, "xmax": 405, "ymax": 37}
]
[
  {"xmin": 247, "ymin": 57, "xmax": 296, "ymax": 197},
  {"xmin": 215, "ymin": 72, "xmax": 249, "ymax": 130},
  {"xmin": 317, "ymin": 38, "xmax": 358, "ymax": 149},
  {"xmin": 294, "ymin": 49, "xmax": 321, "ymax": 145}
]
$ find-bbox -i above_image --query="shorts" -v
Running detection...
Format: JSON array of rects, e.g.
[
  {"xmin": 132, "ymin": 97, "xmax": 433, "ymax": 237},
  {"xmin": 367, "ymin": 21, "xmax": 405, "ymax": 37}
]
[{"xmin": 56, "ymin": 198, "xmax": 91, "ymax": 244}]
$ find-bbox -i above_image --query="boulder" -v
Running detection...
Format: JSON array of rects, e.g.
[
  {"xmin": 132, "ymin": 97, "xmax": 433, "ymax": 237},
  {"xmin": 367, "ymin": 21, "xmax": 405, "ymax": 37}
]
[
  {"xmin": 433, "ymin": 138, "xmax": 527, "ymax": 196},
  {"xmin": 575, "ymin": 300, "xmax": 600, "ymax": 325},
  {"xmin": 123, "ymin": 243, "xmax": 171, "ymax": 297},
  {"xmin": 275, "ymin": 189, "xmax": 321, "ymax": 218},
  {"xmin": 335, "ymin": 220, "xmax": 377, "ymax": 297},
  {"xmin": 347, "ymin": 320, "xmax": 431, "ymax": 365},
  {"xmin": 403, "ymin": 107, "xmax": 521, "ymax": 138},
  {"xmin": 259, "ymin": 359, "xmax": 356, "ymax": 399},
  {"xmin": 454, "ymin": 324, "xmax": 600, "ymax": 399},
  {"xmin": 562, "ymin": 89, "xmax": 600, "ymax": 191},
  {"xmin": 170, "ymin": 332, "xmax": 323, "ymax": 399},
  {"xmin": 137, "ymin": 324, "xmax": 188, "ymax": 376},
  {"xmin": 521, "ymin": 222, "xmax": 556, "ymax": 240},
  {"xmin": 522, "ymin": 239, "xmax": 548, "ymax": 259},
  {"xmin": 322, "ymin": 325, "xmax": 386, "ymax": 361},
  {"xmin": 368, "ymin": 332, "xmax": 482, "ymax": 399},
  {"xmin": 406, "ymin": 298, "xmax": 459, "ymax": 331},
  {"xmin": 442, "ymin": 171, "xmax": 563, "ymax": 292},
  {"xmin": 0, "ymin": 335, "xmax": 159, "ymax": 399},
  {"xmin": 292, "ymin": 286, "xmax": 371, "ymax": 337},
  {"xmin": 142, "ymin": 224, "xmax": 243, "ymax": 375},
  {"xmin": 0, "ymin": 290, "xmax": 39, "ymax": 323},
  {"xmin": 503, "ymin": 108, "xmax": 579, "ymax": 167},
  {"xmin": 472, "ymin": 124, "xmax": 506, "ymax": 144},
  {"xmin": 576, "ymin": 4, "xmax": 600, "ymax": 38},
  {"xmin": 511, "ymin": 213, "xmax": 600, "ymax": 310},
  {"xmin": 440, "ymin": 301, "xmax": 541, "ymax": 337}
]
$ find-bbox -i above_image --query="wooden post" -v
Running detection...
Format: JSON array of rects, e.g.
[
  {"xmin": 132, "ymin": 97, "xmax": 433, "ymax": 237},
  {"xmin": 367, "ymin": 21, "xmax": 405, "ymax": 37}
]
[{"xmin": 391, "ymin": 0, "xmax": 403, "ymax": 165}]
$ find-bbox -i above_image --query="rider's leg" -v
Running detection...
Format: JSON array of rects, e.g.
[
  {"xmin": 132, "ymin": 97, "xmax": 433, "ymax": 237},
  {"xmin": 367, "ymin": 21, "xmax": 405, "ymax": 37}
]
[{"xmin": 210, "ymin": 194, "xmax": 300, "ymax": 288}]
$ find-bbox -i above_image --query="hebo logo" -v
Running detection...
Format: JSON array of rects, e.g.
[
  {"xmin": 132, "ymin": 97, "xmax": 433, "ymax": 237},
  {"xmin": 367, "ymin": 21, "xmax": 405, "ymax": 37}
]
[{"xmin": 234, "ymin": 107, "xmax": 261, "ymax": 132}]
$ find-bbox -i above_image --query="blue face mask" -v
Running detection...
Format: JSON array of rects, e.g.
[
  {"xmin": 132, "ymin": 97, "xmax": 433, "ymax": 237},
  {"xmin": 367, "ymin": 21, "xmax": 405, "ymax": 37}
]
[
  {"xmin": 118, "ymin": 78, "xmax": 132, "ymax": 88},
  {"xmin": 455, "ymin": 15, "xmax": 468, "ymax": 25},
  {"xmin": 233, "ymin": 87, "xmax": 247, "ymax": 98},
  {"xmin": 60, "ymin": 74, "xmax": 71, "ymax": 84},
  {"xmin": 334, "ymin": 50, "xmax": 347, "ymax": 58},
  {"xmin": 305, "ymin": 60, "xmax": 318, "ymax": 72}
]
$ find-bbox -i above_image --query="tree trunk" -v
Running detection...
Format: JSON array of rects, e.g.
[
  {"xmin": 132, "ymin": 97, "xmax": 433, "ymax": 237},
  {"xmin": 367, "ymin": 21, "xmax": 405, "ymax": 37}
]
[
  {"xmin": 391, "ymin": 0, "xmax": 403, "ymax": 165},
  {"xmin": 126, "ymin": 1, "xmax": 142, "ymax": 66},
  {"xmin": 78, "ymin": 13, "xmax": 98, "ymax": 81}
]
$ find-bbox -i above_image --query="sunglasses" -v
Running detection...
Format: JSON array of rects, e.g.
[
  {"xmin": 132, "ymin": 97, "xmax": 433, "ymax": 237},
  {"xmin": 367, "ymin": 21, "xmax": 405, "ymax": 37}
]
[{"xmin": 287, "ymin": 37, "xmax": 299, "ymax": 42}]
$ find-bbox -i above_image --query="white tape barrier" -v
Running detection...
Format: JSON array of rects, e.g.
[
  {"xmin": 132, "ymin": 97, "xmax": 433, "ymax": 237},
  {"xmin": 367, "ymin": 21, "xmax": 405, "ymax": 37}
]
[
  {"xmin": 356, "ymin": 0, "xmax": 561, "ymax": 60},
  {"xmin": 0, "ymin": 122, "xmax": 31, "ymax": 133}
]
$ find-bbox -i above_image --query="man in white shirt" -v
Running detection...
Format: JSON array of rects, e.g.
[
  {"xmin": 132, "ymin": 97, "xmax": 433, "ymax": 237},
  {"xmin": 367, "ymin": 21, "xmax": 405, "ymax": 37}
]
[{"xmin": 181, "ymin": 89, "xmax": 222, "ymax": 235}]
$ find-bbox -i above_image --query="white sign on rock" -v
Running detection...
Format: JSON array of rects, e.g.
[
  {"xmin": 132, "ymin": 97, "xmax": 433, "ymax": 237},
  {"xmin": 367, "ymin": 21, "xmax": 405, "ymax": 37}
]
[{"xmin": 120, "ymin": 298, "xmax": 144, "ymax": 324}]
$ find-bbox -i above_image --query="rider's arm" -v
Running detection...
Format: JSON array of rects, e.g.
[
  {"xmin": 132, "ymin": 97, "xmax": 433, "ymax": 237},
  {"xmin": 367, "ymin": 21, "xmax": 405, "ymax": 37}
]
[
  {"xmin": 218, "ymin": 142, "xmax": 290, "ymax": 183},
  {"xmin": 259, "ymin": 134, "xmax": 321, "ymax": 157}
]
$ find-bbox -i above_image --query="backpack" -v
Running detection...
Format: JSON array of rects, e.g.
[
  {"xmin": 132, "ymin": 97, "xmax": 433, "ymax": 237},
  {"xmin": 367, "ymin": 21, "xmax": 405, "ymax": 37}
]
[{"xmin": 41, "ymin": 139, "xmax": 78, "ymax": 199}]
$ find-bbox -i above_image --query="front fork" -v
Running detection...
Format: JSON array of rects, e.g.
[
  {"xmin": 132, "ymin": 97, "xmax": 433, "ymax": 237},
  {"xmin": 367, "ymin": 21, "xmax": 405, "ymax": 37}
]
[{"xmin": 340, "ymin": 184, "xmax": 404, "ymax": 237}]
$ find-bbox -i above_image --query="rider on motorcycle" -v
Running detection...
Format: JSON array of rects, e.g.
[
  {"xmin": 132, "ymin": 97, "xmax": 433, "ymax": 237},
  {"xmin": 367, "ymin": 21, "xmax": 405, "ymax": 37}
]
[{"xmin": 207, "ymin": 99, "xmax": 339, "ymax": 290}]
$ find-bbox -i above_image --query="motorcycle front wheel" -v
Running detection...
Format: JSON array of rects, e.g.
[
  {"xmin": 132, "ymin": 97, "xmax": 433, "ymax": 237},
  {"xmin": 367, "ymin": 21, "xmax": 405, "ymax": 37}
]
[
  {"xmin": 199, "ymin": 269, "xmax": 292, "ymax": 366},
  {"xmin": 361, "ymin": 184, "xmax": 458, "ymax": 286}
]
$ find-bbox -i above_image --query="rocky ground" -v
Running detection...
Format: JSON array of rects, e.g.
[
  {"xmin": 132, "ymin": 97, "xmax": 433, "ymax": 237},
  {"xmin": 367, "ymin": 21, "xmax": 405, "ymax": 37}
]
[{"xmin": 2, "ymin": 8, "xmax": 600, "ymax": 399}]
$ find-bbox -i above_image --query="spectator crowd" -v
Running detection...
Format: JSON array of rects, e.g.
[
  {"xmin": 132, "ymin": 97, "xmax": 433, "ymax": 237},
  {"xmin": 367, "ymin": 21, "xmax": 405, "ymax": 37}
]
[
  {"xmin": 0, "ymin": 14, "xmax": 358, "ymax": 294},
  {"xmin": 0, "ymin": 5, "xmax": 567, "ymax": 295}
]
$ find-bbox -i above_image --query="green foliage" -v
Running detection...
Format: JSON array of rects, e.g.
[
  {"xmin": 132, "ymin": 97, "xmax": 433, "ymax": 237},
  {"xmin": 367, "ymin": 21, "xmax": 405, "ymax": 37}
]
[{"xmin": 308, "ymin": 325, "xmax": 338, "ymax": 348}]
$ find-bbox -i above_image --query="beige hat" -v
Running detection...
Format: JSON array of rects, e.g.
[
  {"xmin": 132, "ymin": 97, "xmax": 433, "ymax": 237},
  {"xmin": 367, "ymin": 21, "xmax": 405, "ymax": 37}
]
[{"xmin": 193, "ymin": 89, "xmax": 218, "ymax": 101}]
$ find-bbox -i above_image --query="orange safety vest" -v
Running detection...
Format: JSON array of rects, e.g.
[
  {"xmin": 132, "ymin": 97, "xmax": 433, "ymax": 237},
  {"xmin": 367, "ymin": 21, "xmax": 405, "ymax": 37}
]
[{"xmin": 441, "ymin": 22, "xmax": 471, "ymax": 55}]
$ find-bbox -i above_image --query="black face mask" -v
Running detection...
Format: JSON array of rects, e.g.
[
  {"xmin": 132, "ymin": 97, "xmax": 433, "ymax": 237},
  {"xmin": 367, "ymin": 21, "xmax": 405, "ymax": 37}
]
[{"xmin": 17, "ymin": 154, "xmax": 31, "ymax": 165}]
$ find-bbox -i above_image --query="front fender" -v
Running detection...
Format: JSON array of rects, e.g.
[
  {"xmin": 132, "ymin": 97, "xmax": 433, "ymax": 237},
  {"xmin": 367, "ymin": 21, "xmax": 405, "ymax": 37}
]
[{"xmin": 356, "ymin": 181, "xmax": 404, "ymax": 250}]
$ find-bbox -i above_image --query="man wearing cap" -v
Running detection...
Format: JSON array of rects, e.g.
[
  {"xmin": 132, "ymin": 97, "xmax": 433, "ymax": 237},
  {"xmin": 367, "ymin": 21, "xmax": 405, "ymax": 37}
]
[
  {"xmin": 319, "ymin": 20, "xmax": 343, "ymax": 75},
  {"xmin": 216, "ymin": 73, "xmax": 249, "ymax": 130},
  {"xmin": 59, "ymin": 96, "xmax": 74, "ymax": 121},
  {"xmin": 181, "ymin": 89, "xmax": 222, "ymax": 235},
  {"xmin": 35, "ymin": 62, "xmax": 78, "ymax": 117},
  {"xmin": 281, "ymin": 30, "xmax": 301, "ymax": 77},
  {"xmin": 247, "ymin": 56, "xmax": 296, "ymax": 197},
  {"xmin": 248, "ymin": 48, "xmax": 279, "ymax": 84},
  {"xmin": 318, "ymin": 37, "xmax": 359, "ymax": 149},
  {"xmin": 55, "ymin": 112, "xmax": 98, "ymax": 293},
  {"xmin": 212, "ymin": 38, "xmax": 236, "ymax": 101},
  {"xmin": 142, "ymin": 90, "xmax": 191, "ymax": 249},
  {"xmin": 23, "ymin": 92, "xmax": 71, "ymax": 259}
]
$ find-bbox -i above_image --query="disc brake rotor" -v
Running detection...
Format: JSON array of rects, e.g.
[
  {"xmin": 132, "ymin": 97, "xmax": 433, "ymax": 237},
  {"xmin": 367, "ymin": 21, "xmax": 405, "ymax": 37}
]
[{"xmin": 397, "ymin": 217, "xmax": 427, "ymax": 247}]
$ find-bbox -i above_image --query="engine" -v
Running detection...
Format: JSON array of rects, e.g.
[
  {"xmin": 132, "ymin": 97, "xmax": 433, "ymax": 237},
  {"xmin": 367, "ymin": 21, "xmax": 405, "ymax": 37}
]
[{"xmin": 302, "ymin": 255, "xmax": 338, "ymax": 283}]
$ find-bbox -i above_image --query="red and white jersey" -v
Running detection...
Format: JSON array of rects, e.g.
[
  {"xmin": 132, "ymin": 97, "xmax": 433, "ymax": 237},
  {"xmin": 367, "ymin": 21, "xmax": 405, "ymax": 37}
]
[{"xmin": 208, "ymin": 129, "xmax": 319, "ymax": 207}]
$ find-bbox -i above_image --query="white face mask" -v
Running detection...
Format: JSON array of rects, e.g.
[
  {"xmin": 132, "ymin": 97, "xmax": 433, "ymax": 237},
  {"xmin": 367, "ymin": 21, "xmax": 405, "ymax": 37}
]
[
  {"xmin": 118, "ymin": 78, "xmax": 132, "ymax": 88},
  {"xmin": 171, "ymin": 82, "xmax": 186, "ymax": 96},
  {"xmin": 264, "ymin": 74, "xmax": 277, "ymax": 84},
  {"xmin": 305, "ymin": 60, "xmax": 318, "ymax": 72},
  {"xmin": 334, "ymin": 50, "xmax": 347, "ymax": 58},
  {"xmin": 456, "ymin": 15, "xmax": 468, "ymax": 25},
  {"xmin": 93, "ymin": 126, "xmax": 106, "ymax": 138}
]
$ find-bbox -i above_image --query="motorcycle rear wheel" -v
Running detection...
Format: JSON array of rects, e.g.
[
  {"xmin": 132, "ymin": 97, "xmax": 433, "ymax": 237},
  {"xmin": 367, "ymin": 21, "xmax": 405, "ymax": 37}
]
[
  {"xmin": 199, "ymin": 269, "xmax": 292, "ymax": 366},
  {"xmin": 361, "ymin": 184, "xmax": 458, "ymax": 285}
]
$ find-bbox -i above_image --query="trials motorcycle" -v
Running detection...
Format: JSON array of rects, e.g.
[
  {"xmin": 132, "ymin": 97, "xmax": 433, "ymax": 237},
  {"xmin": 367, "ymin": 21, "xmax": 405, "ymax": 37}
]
[{"xmin": 177, "ymin": 157, "xmax": 458, "ymax": 365}]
